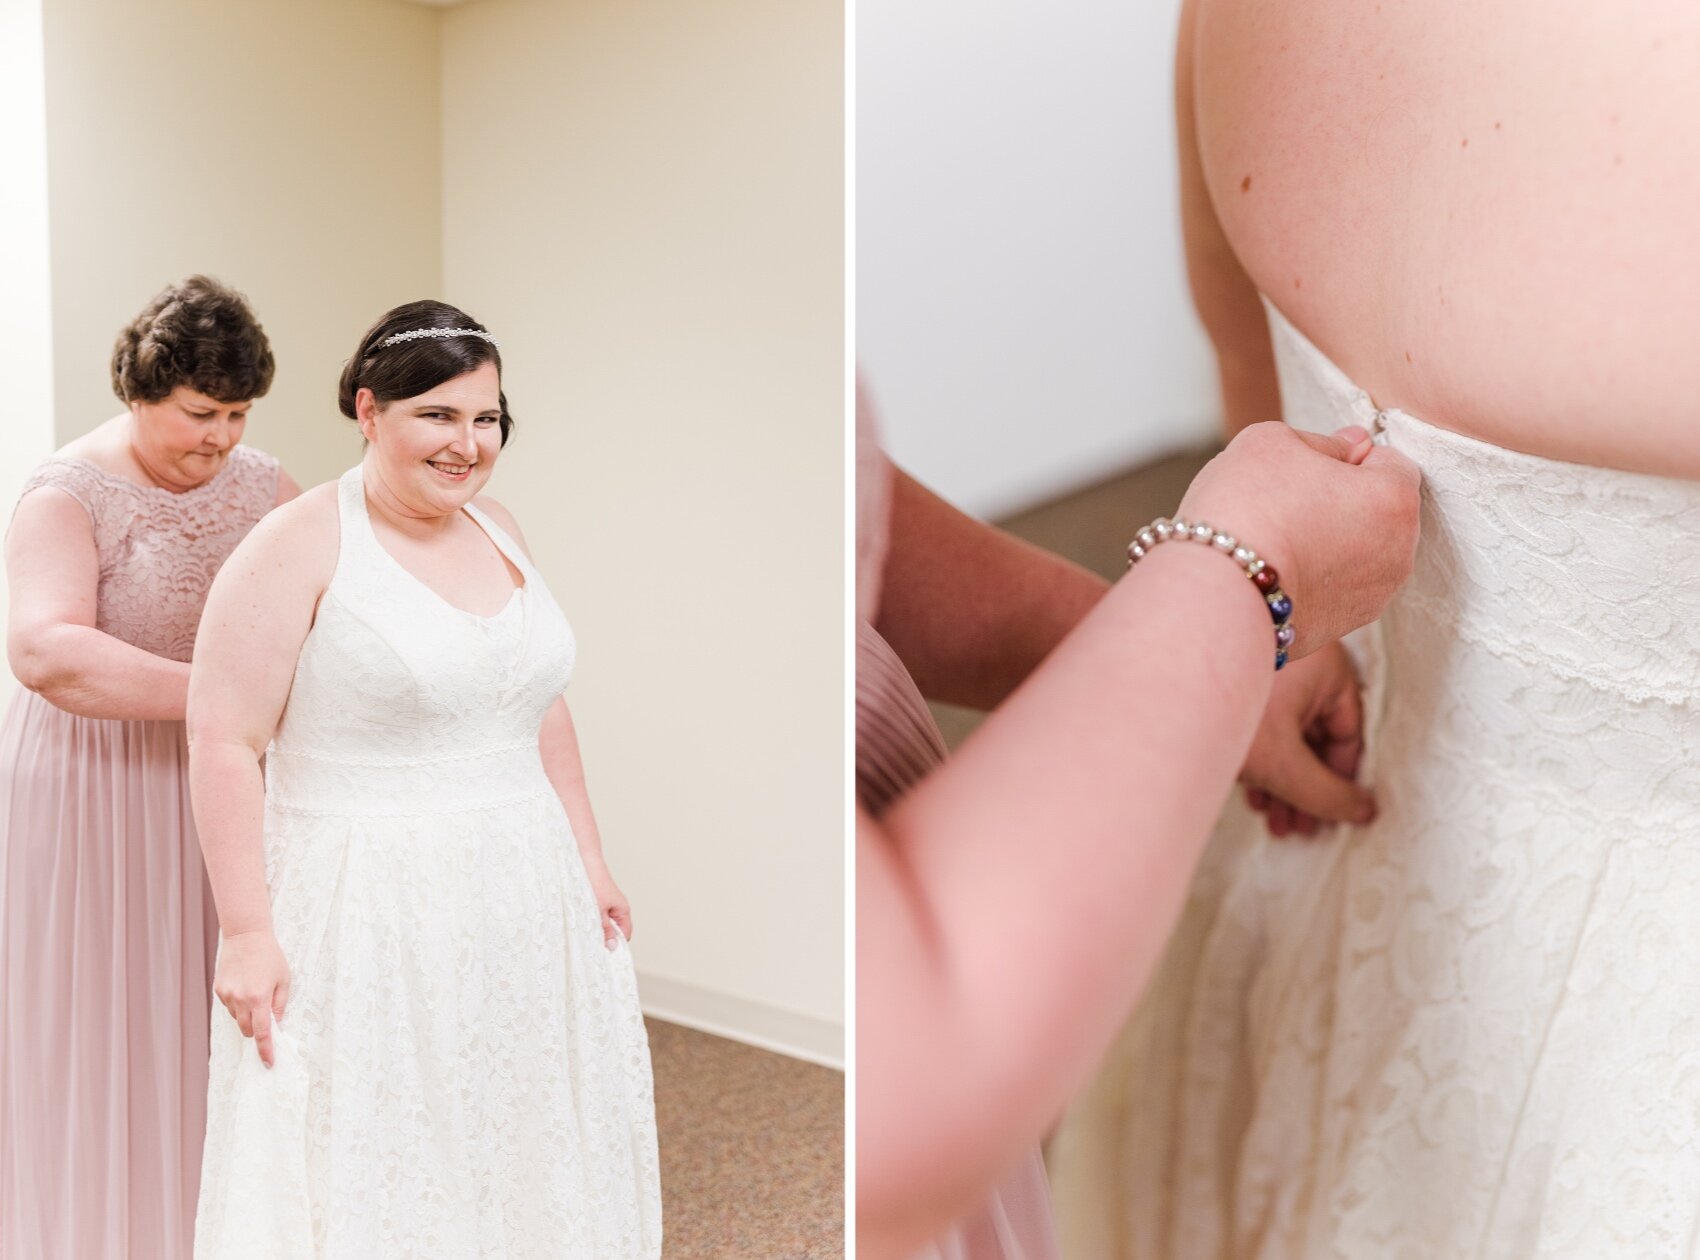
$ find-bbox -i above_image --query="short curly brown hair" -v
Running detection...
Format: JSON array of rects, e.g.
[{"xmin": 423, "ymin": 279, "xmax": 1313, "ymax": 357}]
[{"xmin": 110, "ymin": 276, "xmax": 276, "ymax": 405}]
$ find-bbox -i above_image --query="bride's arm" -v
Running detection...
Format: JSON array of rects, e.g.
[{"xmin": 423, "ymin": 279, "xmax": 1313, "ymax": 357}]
[
  {"xmin": 538, "ymin": 697, "xmax": 631, "ymax": 945},
  {"xmin": 472, "ymin": 494, "xmax": 633, "ymax": 946},
  {"xmin": 874, "ymin": 467, "xmax": 1108, "ymax": 711},
  {"xmin": 187, "ymin": 488, "xmax": 335, "ymax": 1065},
  {"xmin": 1176, "ymin": 0, "xmax": 1282, "ymax": 437}
]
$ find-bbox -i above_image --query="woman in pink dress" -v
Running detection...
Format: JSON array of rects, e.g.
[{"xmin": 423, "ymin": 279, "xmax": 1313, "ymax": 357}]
[{"xmin": 0, "ymin": 276, "xmax": 298, "ymax": 1259}]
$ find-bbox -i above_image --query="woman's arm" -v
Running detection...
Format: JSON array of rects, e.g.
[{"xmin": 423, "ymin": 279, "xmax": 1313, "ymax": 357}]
[
  {"xmin": 857, "ymin": 424, "xmax": 1421, "ymax": 1259},
  {"xmin": 5, "ymin": 487, "xmax": 192, "ymax": 720},
  {"xmin": 859, "ymin": 547, "xmax": 1267, "ymax": 1258},
  {"xmin": 539, "ymin": 696, "xmax": 631, "ymax": 945},
  {"xmin": 874, "ymin": 469, "xmax": 1109, "ymax": 710},
  {"xmin": 187, "ymin": 488, "xmax": 335, "ymax": 1065},
  {"xmin": 473, "ymin": 494, "xmax": 633, "ymax": 946},
  {"xmin": 1176, "ymin": 0, "xmax": 1282, "ymax": 437}
]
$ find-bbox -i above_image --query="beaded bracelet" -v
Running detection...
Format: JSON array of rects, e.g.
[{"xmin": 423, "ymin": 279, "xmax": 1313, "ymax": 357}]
[{"xmin": 1126, "ymin": 518, "xmax": 1295, "ymax": 670}]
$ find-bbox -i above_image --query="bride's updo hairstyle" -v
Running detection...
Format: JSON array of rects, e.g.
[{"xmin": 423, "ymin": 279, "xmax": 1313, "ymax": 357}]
[{"xmin": 338, "ymin": 299, "xmax": 515, "ymax": 447}]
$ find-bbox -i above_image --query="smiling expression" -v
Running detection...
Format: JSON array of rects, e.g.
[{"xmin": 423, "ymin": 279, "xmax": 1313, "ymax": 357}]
[{"xmin": 356, "ymin": 361, "xmax": 504, "ymax": 517}]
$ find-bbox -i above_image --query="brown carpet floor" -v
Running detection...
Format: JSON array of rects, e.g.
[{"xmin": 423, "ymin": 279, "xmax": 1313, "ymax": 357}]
[
  {"xmin": 930, "ymin": 445, "xmax": 1218, "ymax": 749},
  {"xmin": 647, "ymin": 1018, "xmax": 844, "ymax": 1259}
]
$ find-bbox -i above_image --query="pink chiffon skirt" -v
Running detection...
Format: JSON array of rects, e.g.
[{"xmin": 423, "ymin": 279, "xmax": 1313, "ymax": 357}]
[
  {"xmin": 918, "ymin": 1149, "xmax": 1060, "ymax": 1260},
  {"xmin": 0, "ymin": 689, "xmax": 218, "ymax": 1260}
]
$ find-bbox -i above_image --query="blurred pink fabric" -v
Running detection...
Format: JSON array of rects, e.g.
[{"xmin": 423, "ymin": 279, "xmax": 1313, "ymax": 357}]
[
  {"xmin": 0, "ymin": 446, "xmax": 278, "ymax": 1260},
  {"xmin": 857, "ymin": 395, "xmax": 1059, "ymax": 1260}
]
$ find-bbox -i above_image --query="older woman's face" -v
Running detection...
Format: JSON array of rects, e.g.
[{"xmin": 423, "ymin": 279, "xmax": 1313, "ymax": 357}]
[
  {"xmin": 129, "ymin": 386, "xmax": 250, "ymax": 490},
  {"xmin": 358, "ymin": 362, "xmax": 503, "ymax": 518}
]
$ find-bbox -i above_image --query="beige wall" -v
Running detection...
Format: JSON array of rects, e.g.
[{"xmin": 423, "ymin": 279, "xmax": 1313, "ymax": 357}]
[
  {"xmin": 0, "ymin": 0, "xmax": 59, "ymax": 709},
  {"xmin": 42, "ymin": 0, "xmax": 444, "ymax": 487},
  {"xmin": 23, "ymin": 0, "xmax": 843, "ymax": 1061},
  {"xmin": 441, "ymin": 0, "xmax": 845, "ymax": 1059}
]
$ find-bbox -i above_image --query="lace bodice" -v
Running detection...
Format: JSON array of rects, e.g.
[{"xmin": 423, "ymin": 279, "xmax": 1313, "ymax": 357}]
[
  {"xmin": 265, "ymin": 463, "xmax": 576, "ymax": 819},
  {"xmin": 14, "ymin": 446, "xmax": 280, "ymax": 662}
]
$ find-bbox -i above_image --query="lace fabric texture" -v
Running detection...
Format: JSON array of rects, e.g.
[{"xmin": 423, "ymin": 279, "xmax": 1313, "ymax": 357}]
[
  {"xmin": 1050, "ymin": 302, "xmax": 1700, "ymax": 1258},
  {"xmin": 194, "ymin": 464, "xmax": 662, "ymax": 1259},
  {"xmin": 15, "ymin": 447, "xmax": 282, "ymax": 661},
  {"xmin": 0, "ymin": 444, "xmax": 278, "ymax": 1260}
]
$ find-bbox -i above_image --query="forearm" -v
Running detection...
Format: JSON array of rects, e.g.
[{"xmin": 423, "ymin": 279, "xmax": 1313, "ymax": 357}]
[
  {"xmin": 858, "ymin": 544, "xmax": 1270, "ymax": 1256},
  {"xmin": 12, "ymin": 623, "xmax": 191, "ymax": 720},
  {"xmin": 875, "ymin": 468, "xmax": 1110, "ymax": 710},
  {"xmin": 188, "ymin": 740, "xmax": 274, "ymax": 938},
  {"xmin": 553, "ymin": 770, "xmax": 608, "ymax": 869},
  {"xmin": 539, "ymin": 698, "xmax": 608, "ymax": 869}
]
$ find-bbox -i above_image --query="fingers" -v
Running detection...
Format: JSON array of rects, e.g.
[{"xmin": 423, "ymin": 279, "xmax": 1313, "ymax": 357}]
[
  {"xmin": 603, "ymin": 914, "xmax": 619, "ymax": 951},
  {"xmin": 252, "ymin": 1003, "xmax": 275, "ymax": 1069},
  {"xmin": 273, "ymin": 974, "xmax": 291, "ymax": 1021},
  {"xmin": 1292, "ymin": 425, "xmax": 1374, "ymax": 465},
  {"xmin": 1360, "ymin": 442, "xmax": 1422, "ymax": 488},
  {"xmin": 1323, "ymin": 733, "xmax": 1362, "ymax": 784},
  {"xmin": 1269, "ymin": 736, "xmax": 1376, "ymax": 825}
]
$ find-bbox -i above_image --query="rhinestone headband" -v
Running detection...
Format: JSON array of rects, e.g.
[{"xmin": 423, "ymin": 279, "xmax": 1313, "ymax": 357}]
[{"xmin": 379, "ymin": 327, "xmax": 499, "ymax": 349}]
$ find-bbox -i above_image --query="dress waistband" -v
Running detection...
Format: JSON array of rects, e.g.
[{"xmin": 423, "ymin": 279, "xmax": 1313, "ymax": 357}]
[{"xmin": 264, "ymin": 740, "xmax": 554, "ymax": 816}]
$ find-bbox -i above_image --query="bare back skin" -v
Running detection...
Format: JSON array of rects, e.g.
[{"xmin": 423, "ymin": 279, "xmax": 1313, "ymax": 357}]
[{"xmin": 1184, "ymin": 0, "xmax": 1700, "ymax": 476}]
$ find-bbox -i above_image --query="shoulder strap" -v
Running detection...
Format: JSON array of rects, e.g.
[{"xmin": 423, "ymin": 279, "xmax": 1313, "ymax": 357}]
[
  {"xmin": 462, "ymin": 500, "xmax": 534, "ymax": 579},
  {"xmin": 332, "ymin": 463, "xmax": 380, "ymax": 575}
]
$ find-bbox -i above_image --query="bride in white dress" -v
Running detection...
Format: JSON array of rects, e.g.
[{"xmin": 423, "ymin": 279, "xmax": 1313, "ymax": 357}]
[
  {"xmin": 1051, "ymin": 0, "xmax": 1700, "ymax": 1254},
  {"xmin": 187, "ymin": 303, "xmax": 661, "ymax": 1258}
]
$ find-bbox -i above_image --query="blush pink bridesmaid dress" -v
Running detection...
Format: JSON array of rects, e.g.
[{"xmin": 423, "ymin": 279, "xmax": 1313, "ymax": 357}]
[{"xmin": 0, "ymin": 445, "xmax": 278, "ymax": 1260}]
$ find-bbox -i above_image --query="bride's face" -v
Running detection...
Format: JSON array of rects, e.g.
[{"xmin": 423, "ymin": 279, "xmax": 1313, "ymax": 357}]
[{"xmin": 357, "ymin": 362, "xmax": 503, "ymax": 516}]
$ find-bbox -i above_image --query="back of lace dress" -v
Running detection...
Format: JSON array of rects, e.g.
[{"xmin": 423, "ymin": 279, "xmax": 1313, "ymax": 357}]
[{"xmin": 1052, "ymin": 304, "xmax": 1700, "ymax": 1260}]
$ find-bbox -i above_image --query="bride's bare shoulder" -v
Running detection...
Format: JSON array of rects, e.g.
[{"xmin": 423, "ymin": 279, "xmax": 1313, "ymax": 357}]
[{"xmin": 226, "ymin": 479, "xmax": 341, "ymax": 590}]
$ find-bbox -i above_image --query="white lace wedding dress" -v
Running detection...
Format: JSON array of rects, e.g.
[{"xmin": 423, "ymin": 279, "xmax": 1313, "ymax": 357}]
[
  {"xmin": 195, "ymin": 464, "xmax": 662, "ymax": 1259},
  {"xmin": 1050, "ymin": 301, "xmax": 1700, "ymax": 1258}
]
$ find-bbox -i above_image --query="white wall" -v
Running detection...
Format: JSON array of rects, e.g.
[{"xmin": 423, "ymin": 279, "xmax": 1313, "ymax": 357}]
[
  {"xmin": 440, "ymin": 0, "xmax": 845, "ymax": 1064},
  {"xmin": 858, "ymin": 0, "xmax": 1216, "ymax": 518},
  {"xmin": 0, "ymin": 0, "xmax": 59, "ymax": 710},
  {"xmin": 41, "ymin": 0, "xmax": 444, "ymax": 486}
]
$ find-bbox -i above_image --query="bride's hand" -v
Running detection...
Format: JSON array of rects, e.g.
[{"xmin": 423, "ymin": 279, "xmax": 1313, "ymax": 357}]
[
  {"xmin": 1241, "ymin": 640, "xmax": 1376, "ymax": 836},
  {"xmin": 586, "ymin": 862, "xmax": 633, "ymax": 948},
  {"xmin": 213, "ymin": 929, "xmax": 291, "ymax": 1068},
  {"xmin": 1176, "ymin": 421, "xmax": 1420, "ymax": 658}
]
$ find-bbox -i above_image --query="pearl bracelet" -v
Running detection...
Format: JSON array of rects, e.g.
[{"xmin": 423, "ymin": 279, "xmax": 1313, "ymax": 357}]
[{"xmin": 1126, "ymin": 518, "xmax": 1295, "ymax": 670}]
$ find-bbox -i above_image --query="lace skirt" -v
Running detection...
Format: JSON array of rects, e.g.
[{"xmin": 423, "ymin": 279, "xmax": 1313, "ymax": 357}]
[{"xmin": 195, "ymin": 790, "xmax": 663, "ymax": 1258}]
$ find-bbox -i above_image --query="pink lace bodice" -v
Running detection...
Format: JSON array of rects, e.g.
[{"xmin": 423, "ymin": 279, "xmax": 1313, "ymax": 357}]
[{"xmin": 15, "ymin": 446, "xmax": 281, "ymax": 662}]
